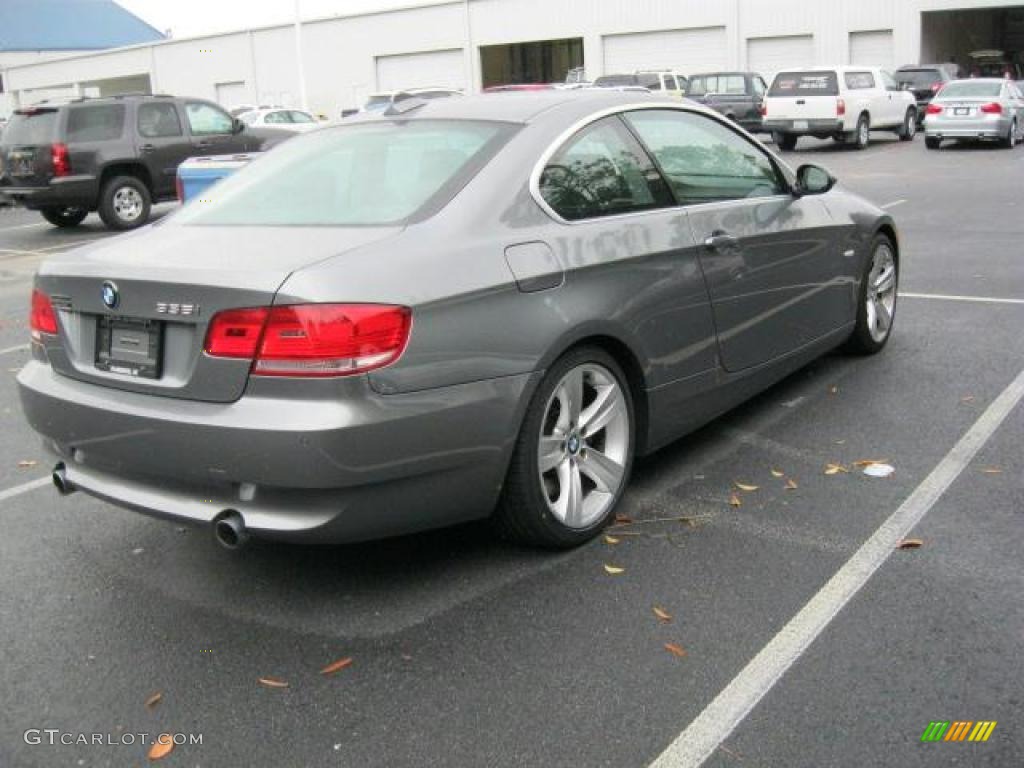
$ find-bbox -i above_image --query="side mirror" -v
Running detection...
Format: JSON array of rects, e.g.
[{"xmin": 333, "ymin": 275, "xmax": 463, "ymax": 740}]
[
  {"xmin": 795, "ymin": 164, "xmax": 835, "ymax": 196},
  {"xmin": 231, "ymin": 118, "xmax": 245, "ymax": 134}
]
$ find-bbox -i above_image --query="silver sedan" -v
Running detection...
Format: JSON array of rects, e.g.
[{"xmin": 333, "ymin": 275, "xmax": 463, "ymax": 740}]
[
  {"xmin": 924, "ymin": 78, "xmax": 1024, "ymax": 149},
  {"xmin": 19, "ymin": 91, "xmax": 899, "ymax": 550}
]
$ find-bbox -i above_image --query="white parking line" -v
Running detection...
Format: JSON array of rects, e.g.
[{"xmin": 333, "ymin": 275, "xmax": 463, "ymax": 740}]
[
  {"xmin": 900, "ymin": 292, "xmax": 1024, "ymax": 306},
  {"xmin": 0, "ymin": 221, "xmax": 48, "ymax": 232},
  {"xmin": 880, "ymin": 199, "xmax": 907, "ymax": 208},
  {"xmin": 648, "ymin": 365, "xmax": 1024, "ymax": 768},
  {"xmin": 0, "ymin": 476, "xmax": 52, "ymax": 504},
  {"xmin": 0, "ymin": 344, "xmax": 29, "ymax": 356}
]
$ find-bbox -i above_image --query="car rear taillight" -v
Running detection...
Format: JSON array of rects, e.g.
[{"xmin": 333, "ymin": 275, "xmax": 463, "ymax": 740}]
[
  {"xmin": 204, "ymin": 304, "xmax": 412, "ymax": 377},
  {"xmin": 51, "ymin": 143, "xmax": 70, "ymax": 177},
  {"xmin": 175, "ymin": 174, "xmax": 184, "ymax": 202},
  {"xmin": 30, "ymin": 289, "xmax": 58, "ymax": 338},
  {"xmin": 836, "ymin": 98, "xmax": 846, "ymax": 116},
  {"xmin": 925, "ymin": 103, "xmax": 943, "ymax": 115},
  {"xmin": 204, "ymin": 308, "xmax": 270, "ymax": 358},
  {"xmin": 980, "ymin": 102, "xmax": 1003, "ymax": 115}
]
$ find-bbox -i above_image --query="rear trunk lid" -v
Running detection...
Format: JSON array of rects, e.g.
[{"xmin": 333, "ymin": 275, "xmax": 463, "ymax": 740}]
[
  {"xmin": 0, "ymin": 107, "xmax": 60, "ymax": 189},
  {"xmin": 35, "ymin": 222, "xmax": 401, "ymax": 402},
  {"xmin": 765, "ymin": 71, "xmax": 840, "ymax": 121}
]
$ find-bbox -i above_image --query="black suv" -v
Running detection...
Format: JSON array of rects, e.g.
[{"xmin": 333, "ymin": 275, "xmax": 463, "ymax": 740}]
[
  {"xmin": 0, "ymin": 94, "xmax": 290, "ymax": 230},
  {"xmin": 895, "ymin": 65, "xmax": 956, "ymax": 125},
  {"xmin": 686, "ymin": 72, "xmax": 769, "ymax": 133}
]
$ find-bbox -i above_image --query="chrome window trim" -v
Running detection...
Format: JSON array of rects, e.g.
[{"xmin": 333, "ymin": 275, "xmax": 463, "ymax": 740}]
[{"xmin": 529, "ymin": 102, "xmax": 797, "ymax": 226}]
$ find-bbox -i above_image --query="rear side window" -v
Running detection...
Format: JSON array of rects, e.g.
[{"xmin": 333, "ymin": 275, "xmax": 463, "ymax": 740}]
[
  {"xmin": 594, "ymin": 75, "xmax": 637, "ymax": 88},
  {"xmin": 137, "ymin": 103, "xmax": 182, "ymax": 138},
  {"xmin": 539, "ymin": 116, "xmax": 674, "ymax": 221},
  {"xmin": 289, "ymin": 111, "xmax": 315, "ymax": 123},
  {"xmin": 66, "ymin": 105, "xmax": 125, "ymax": 142},
  {"xmin": 264, "ymin": 111, "xmax": 291, "ymax": 124},
  {"xmin": 625, "ymin": 109, "xmax": 785, "ymax": 205},
  {"xmin": 844, "ymin": 71, "xmax": 875, "ymax": 90},
  {"xmin": 3, "ymin": 111, "xmax": 57, "ymax": 144},
  {"xmin": 175, "ymin": 120, "xmax": 513, "ymax": 226},
  {"xmin": 769, "ymin": 71, "xmax": 839, "ymax": 97}
]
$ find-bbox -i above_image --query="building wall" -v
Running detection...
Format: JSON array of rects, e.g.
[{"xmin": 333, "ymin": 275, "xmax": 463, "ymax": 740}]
[{"xmin": 3, "ymin": 0, "xmax": 1024, "ymax": 119}]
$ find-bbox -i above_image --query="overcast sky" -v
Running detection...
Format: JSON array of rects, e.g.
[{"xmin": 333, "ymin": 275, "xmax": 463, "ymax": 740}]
[{"xmin": 116, "ymin": 0, "xmax": 443, "ymax": 39}]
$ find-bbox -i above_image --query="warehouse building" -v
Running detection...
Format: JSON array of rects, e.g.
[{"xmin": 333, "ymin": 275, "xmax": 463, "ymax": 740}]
[{"xmin": 2, "ymin": 0, "xmax": 1024, "ymax": 120}]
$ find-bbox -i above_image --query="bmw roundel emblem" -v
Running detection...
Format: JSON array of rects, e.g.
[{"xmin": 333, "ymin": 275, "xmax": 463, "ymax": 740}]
[{"xmin": 101, "ymin": 280, "xmax": 119, "ymax": 310}]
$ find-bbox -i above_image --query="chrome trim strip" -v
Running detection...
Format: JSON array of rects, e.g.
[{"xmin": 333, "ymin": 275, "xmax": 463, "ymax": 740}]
[{"xmin": 528, "ymin": 102, "xmax": 797, "ymax": 226}]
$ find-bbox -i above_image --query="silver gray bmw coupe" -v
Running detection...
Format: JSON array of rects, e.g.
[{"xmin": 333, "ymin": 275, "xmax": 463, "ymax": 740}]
[{"xmin": 18, "ymin": 91, "xmax": 899, "ymax": 550}]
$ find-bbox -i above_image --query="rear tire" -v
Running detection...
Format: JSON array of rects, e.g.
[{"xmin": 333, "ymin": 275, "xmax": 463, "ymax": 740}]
[
  {"xmin": 925, "ymin": 136, "xmax": 942, "ymax": 149},
  {"xmin": 773, "ymin": 132, "xmax": 797, "ymax": 151},
  {"xmin": 98, "ymin": 175, "xmax": 151, "ymax": 231},
  {"xmin": 494, "ymin": 346, "xmax": 635, "ymax": 549},
  {"xmin": 853, "ymin": 114, "xmax": 870, "ymax": 150},
  {"xmin": 897, "ymin": 109, "xmax": 917, "ymax": 141},
  {"xmin": 39, "ymin": 206, "xmax": 88, "ymax": 228},
  {"xmin": 845, "ymin": 233, "xmax": 898, "ymax": 356},
  {"xmin": 1000, "ymin": 119, "xmax": 1017, "ymax": 149}
]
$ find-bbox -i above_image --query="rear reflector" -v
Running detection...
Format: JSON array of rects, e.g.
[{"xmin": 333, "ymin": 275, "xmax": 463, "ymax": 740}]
[
  {"xmin": 30, "ymin": 289, "xmax": 58, "ymax": 338},
  {"xmin": 204, "ymin": 304, "xmax": 412, "ymax": 377},
  {"xmin": 925, "ymin": 103, "xmax": 943, "ymax": 115},
  {"xmin": 51, "ymin": 143, "xmax": 70, "ymax": 177},
  {"xmin": 836, "ymin": 98, "xmax": 846, "ymax": 117},
  {"xmin": 979, "ymin": 102, "xmax": 1003, "ymax": 115}
]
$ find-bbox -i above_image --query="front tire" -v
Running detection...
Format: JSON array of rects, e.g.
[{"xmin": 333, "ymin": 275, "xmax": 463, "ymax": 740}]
[
  {"xmin": 98, "ymin": 175, "xmax": 151, "ymax": 230},
  {"xmin": 898, "ymin": 109, "xmax": 917, "ymax": 141},
  {"xmin": 845, "ymin": 234, "xmax": 898, "ymax": 355},
  {"xmin": 39, "ymin": 206, "xmax": 88, "ymax": 228},
  {"xmin": 494, "ymin": 347, "xmax": 635, "ymax": 549}
]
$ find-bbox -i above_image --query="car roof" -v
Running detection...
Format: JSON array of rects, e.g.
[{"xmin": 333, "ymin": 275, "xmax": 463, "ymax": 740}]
[
  {"xmin": 346, "ymin": 90, "xmax": 681, "ymax": 125},
  {"xmin": 945, "ymin": 78, "xmax": 1006, "ymax": 84}
]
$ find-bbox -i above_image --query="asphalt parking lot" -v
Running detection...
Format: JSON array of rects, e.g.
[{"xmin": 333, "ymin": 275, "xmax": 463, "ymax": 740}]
[{"xmin": 0, "ymin": 133, "xmax": 1021, "ymax": 768}]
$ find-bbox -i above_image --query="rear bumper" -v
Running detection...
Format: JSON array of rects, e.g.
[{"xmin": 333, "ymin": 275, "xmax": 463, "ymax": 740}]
[
  {"xmin": 924, "ymin": 114, "xmax": 1011, "ymax": 139},
  {"xmin": 762, "ymin": 119, "xmax": 844, "ymax": 136},
  {"xmin": 18, "ymin": 359, "xmax": 537, "ymax": 542},
  {"xmin": 0, "ymin": 175, "xmax": 97, "ymax": 209}
]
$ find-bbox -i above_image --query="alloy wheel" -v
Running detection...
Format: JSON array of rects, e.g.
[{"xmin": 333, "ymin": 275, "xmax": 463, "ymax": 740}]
[
  {"xmin": 537, "ymin": 363, "xmax": 629, "ymax": 529},
  {"xmin": 865, "ymin": 242, "xmax": 897, "ymax": 343}
]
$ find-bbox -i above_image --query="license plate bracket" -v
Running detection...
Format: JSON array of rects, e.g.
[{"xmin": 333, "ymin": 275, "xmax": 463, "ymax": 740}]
[
  {"xmin": 95, "ymin": 316, "xmax": 163, "ymax": 379},
  {"xmin": 9, "ymin": 152, "xmax": 34, "ymax": 177},
  {"xmin": 793, "ymin": 120, "xmax": 809, "ymax": 132},
  {"xmin": 954, "ymin": 107, "xmax": 970, "ymax": 116}
]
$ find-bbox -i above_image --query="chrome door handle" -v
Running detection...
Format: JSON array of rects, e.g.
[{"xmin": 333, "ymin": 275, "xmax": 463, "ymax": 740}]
[{"xmin": 704, "ymin": 232, "xmax": 739, "ymax": 250}]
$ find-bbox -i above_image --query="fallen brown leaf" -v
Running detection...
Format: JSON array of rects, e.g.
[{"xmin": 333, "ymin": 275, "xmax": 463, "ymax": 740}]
[
  {"xmin": 770, "ymin": 468, "xmax": 785, "ymax": 478},
  {"xmin": 604, "ymin": 535, "xmax": 620, "ymax": 545},
  {"xmin": 785, "ymin": 478, "xmax": 799, "ymax": 490},
  {"xmin": 824, "ymin": 463, "xmax": 849, "ymax": 475},
  {"xmin": 613, "ymin": 514, "xmax": 633, "ymax": 525},
  {"xmin": 852, "ymin": 459, "xmax": 889, "ymax": 468},
  {"xmin": 603, "ymin": 564, "xmax": 625, "ymax": 575},
  {"xmin": 653, "ymin": 606, "xmax": 672, "ymax": 623},
  {"xmin": 961, "ymin": 395, "xmax": 975, "ymax": 403},
  {"xmin": 729, "ymin": 493, "xmax": 742, "ymax": 507},
  {"xmin": 258, "ymin": 676, "xmax": 290, "ymax": 689},
  {"xmin": 897, "ymin": 538, "xmax": 924, "ymax": 550},
  {"xmin": 664, "ymin": 642, "xmax": 688, "ymax": 658},
  {"xmin": 734, "ymin": 482, "xmax": 759, "ymax": 492},
  {"xmin": 320, "ymin": 657, "xmax": 353, "ymax": 676},
  {"xmin": 147, "ymin": 735, "xmax": 174, "ymax": 761},
  {"xmin": 144, "ymin": 691, "xmax": 162, "ymax": 710},
  {"xmin": 980, "ymin": 467, "xmax": 1003, "ymax": 475},
  {"xmin": 16, "ymin": 460, "xmax": 37, "ymax": 468}
]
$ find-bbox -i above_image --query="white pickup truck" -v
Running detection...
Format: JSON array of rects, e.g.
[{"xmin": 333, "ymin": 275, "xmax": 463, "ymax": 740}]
[{"xmin": 762, "ymin": 66, "xmax": 918, "ymax": 150}]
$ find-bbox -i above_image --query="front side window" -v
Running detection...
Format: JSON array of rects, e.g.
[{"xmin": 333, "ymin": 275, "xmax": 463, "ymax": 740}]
[
  {"xmin": 721, "ymin": 75, "xmax": 746, "ymax": 94},
  {"xmin": 625, "ymin": 109, "xmax": 785, "ymax": 205},
  {"xmin": 66, "ymin": 105, "xmax": 125, "ymax": 142},
  {"xmin": 137, "ymin": 103, "xmax": 182, "ymax": 138},
  {"xmin": 175, "ymin": 120, "xmax": 512, "ymax": 227},
  {"xmin": 880, "ymin": 71, "xmax": 900, "ymax": 91},
  {"xmin": 688, "ymin": 76, "xmax": 715, "ymax": 96},
  {"xmin": 185, "ymin": 102, "xmax": 233, "ymax": 135},
  {"xmin": 845, "ymin": 72, "xmax": 876, "ymax": 90},
  {"xmin": 539, "ymin": 116, "xmax": 673, "ymax": 221}
]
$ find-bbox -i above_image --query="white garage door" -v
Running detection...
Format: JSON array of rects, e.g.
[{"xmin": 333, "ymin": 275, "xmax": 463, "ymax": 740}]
[
  {"xmin": 602, "ymin": 27, "xmax": 728, "ymax": 76},
  {"xmin": 747, "ymin": 35, "xmax": 815, "ymax": 85},
  {"xmin": 376, "ymin": 49, "xmax": 466, "ymax": 91},
  {"xmin": 849, "ymin": 30, "xmax": 894, "ymax": 69}
]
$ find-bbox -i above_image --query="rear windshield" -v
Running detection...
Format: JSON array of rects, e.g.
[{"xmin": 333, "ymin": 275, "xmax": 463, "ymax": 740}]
[
  {"xmin": 938, "ymin": 82, "xmax": 1002, "ymax": 99},
  {"xmin": 66, "ymin": 104, "xmax": 126, "ymax": 142},
  {"xmin": 896, "ymin": 69, "xmax": 943, "ymax": 87},
  {"xmin": 174, "ymin": 120, "xmax": 514, "ymax": 227},
  {"xmin": 769, "ymin": 71, "xmax": 839, "ymax": 97},
  {"xmin": 3, "ymin": 110, "xmax": 58, "ymax": 145}
]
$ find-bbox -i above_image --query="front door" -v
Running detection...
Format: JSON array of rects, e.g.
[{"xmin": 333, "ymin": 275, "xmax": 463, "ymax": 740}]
[
  {"xmin": 624, "ymin": 108, "xmax": 848, "ymax": 372},
  {"xmin": 183, "ymin": 100, "xmax": 247, "ymax": 156},
  {"xmin": 134, "ymin": 101, "xmax": 191, "ymax": 199}
]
